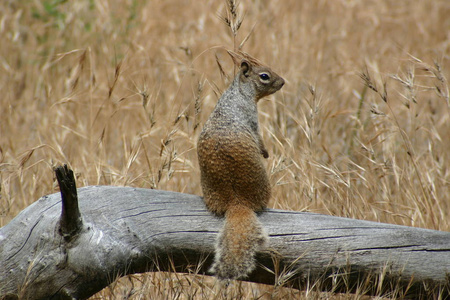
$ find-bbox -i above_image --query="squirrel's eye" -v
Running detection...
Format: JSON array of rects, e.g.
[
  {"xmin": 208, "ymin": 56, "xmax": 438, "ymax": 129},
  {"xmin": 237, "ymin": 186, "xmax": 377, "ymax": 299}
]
[{"xmin": 259, "ymin": 73, "xmax": 270, "ymax": 81}]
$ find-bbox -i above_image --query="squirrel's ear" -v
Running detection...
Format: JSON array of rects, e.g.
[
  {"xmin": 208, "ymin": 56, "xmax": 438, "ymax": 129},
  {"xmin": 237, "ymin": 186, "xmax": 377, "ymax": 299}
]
[{"xmin": 240, "ymin": 60, "xmax": 251, "ymax": 77}]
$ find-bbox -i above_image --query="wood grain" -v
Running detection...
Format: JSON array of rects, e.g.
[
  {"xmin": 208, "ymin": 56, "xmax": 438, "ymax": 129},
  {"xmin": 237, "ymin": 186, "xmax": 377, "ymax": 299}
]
[{"xmin": 1, "ymin": 186, "xmax": 449, "ymax": 299}]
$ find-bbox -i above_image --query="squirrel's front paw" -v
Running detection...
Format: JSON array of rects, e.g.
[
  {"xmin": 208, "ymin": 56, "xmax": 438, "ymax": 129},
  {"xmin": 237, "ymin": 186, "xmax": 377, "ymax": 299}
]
[{"xmin": 261, "ymin": 149, "xmax": 269, "ymax": 158}]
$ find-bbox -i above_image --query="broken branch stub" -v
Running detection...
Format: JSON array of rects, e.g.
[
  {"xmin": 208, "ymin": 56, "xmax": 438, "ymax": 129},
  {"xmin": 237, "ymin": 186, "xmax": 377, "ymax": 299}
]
[{"xmin": 55, "ymin": 164, "xmax": 82, "ymax": 239}]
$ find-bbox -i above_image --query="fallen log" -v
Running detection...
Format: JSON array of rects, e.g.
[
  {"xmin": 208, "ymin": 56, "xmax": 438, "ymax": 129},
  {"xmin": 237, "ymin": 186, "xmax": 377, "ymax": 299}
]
[{"xmin": 0, "ymin": 166, "xmax": 449, "ymax": 299}]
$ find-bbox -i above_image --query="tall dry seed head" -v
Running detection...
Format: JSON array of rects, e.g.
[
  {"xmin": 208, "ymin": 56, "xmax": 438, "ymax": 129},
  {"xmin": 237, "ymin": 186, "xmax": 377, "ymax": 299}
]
[{"xmin": 219, "ymin": 0, "xmax": 243, "ymax": 50}]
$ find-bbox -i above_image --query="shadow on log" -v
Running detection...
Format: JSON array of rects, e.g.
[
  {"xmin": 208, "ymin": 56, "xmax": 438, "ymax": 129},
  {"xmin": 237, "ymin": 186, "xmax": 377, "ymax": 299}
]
[{"xmin": 0, "ymin": 165, "xmax": 449, "ymax": 299}]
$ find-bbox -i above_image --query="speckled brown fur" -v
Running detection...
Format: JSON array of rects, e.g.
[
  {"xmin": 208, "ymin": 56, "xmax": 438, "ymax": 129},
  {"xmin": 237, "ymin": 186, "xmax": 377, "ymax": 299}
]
[{"xmin": 197, "ymin": 56, "xmax": 284, "ymax": 279}]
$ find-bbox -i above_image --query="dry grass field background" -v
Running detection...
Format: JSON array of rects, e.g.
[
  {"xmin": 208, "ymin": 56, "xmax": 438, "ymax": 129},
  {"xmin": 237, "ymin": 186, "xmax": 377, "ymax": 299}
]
[{"xmin": 1, "ymin": 0, "xmax": 449, "ymax": 299}]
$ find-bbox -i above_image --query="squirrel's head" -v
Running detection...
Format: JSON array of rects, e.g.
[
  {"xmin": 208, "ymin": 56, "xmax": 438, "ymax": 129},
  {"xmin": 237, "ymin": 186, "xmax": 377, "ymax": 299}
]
[{"xmin": 239, "ymin": 60, "xmax": 285, "ymax": 101}]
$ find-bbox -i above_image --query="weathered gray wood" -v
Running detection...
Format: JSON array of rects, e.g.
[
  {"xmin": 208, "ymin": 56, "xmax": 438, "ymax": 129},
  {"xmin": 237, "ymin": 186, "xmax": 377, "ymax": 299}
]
[{"xmin": 1, "ymin": 186, "xmax": 449, "ymax": 299}]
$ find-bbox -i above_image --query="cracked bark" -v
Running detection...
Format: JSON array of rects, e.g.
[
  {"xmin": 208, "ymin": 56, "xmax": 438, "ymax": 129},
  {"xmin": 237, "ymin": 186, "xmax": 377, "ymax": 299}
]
[{"xmin": 0, "ymin": 170, "xmax": 449, "ymax": 299}]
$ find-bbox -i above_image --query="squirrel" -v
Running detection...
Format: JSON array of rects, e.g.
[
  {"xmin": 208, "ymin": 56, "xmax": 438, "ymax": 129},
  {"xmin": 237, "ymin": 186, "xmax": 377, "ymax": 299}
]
[{"xmin": 197, "ymin": 53, "xmax": 285, "ymax": 280}]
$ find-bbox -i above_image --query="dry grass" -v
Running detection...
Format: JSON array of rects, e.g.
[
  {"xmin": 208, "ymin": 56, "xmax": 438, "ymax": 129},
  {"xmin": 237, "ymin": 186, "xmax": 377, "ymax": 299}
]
[{"xmin": 1, "ymin": 0, "xmax": 449, "ymax": 299}]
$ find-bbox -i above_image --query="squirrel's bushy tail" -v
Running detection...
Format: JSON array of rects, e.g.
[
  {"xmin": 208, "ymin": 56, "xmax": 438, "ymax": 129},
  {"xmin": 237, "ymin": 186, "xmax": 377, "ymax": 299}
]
[{"xmin": 211, "ymin": 204, "xmax": 268, "ymax": 280}]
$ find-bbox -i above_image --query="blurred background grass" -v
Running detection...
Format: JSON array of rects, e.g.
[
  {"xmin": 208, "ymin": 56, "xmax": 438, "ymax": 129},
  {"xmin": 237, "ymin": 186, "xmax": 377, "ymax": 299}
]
[{"xmin": 1, "ymin": 0, "xmax": 449, "ymax": 298}]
